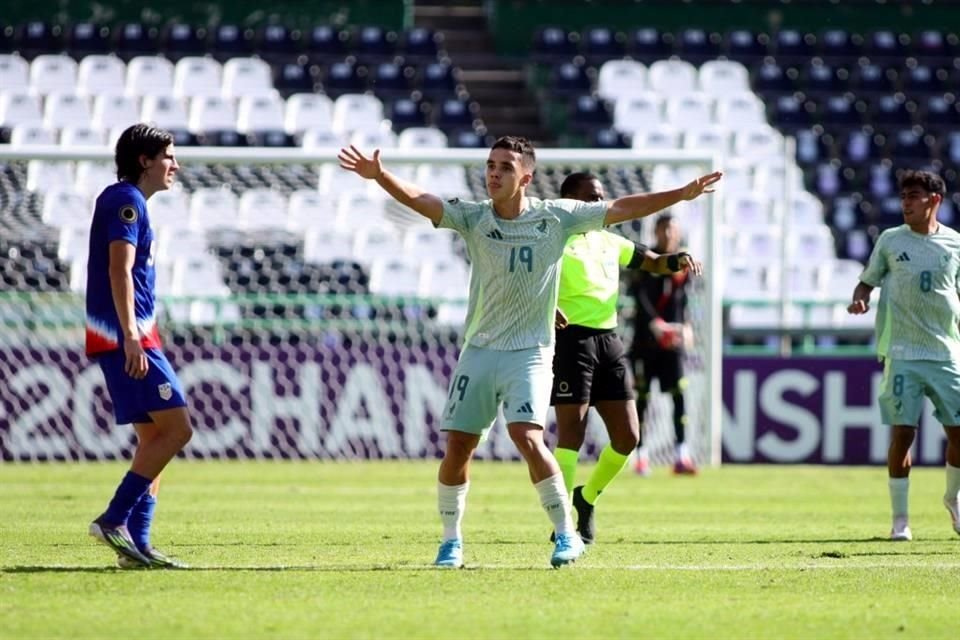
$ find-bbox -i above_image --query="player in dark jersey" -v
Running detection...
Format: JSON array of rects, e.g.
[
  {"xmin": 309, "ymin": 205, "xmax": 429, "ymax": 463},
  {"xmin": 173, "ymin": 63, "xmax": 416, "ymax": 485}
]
[
  {"xmin": 629, "ymin": 214, "xmax": 698, "ymax": 476},
  {"xmin": 86, "ymin": 123, "xmax": 191, "ymax": 569},
  {"xmin": 551, "ymin": 173, "xmax": 701, "ymax": 543}
]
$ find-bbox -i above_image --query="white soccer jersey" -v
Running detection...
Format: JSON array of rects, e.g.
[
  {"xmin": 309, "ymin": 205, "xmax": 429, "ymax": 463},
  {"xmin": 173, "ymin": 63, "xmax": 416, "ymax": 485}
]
[
  {"xmin": 860, "ymin": 224, "xmax": 960, "ymax": 361},
  {"xmin": 438, "ymin": 196, "xmax": 607, "ymax": 350}
]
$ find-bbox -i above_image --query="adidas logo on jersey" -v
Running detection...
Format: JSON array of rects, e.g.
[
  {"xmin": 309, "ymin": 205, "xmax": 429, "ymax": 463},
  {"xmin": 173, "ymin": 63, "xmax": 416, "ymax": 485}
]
[
  {"xmin": 486, "ymin": 230, "xmax": 504, "ymax": 240},
  {"xmin": 517, "ymin": 402, "xmax": 533, "ymax": 414},
  {"xmin": 896, "ymin": 252, "xmax": 911, "ymax": 262}
]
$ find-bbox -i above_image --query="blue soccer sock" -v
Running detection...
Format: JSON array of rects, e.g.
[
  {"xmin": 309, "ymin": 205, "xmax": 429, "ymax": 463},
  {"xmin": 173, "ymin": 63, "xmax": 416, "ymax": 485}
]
[
  {"xmin": 127, "ymin": 493, "xmax": 157, "ymax": 551},
  {"xmin": 102, "ymin": 471, "xmax": 152, "ymax": 526}
]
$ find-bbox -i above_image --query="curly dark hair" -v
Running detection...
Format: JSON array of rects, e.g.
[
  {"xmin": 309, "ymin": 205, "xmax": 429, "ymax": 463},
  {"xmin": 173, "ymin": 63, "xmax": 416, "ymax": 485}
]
[
  {"xmin": 559, "ymin": 171, "xmax": 599, "ymax": 197},
  {"xmin": 898, "ymin": 169, "xmax": 946, "ymax": 196},
  {"xmin": 115, "ymin": 123, "xmax": 174, "ymax": 182},
  {"xmin": 490, "ymin": 135, "xmax": 537, "ymax": 169}
]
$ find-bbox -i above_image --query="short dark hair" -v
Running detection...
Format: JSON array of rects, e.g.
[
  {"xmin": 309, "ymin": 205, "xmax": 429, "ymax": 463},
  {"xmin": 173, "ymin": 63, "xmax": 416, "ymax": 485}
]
[
  {"xmin": 898, "ymin": 169, "xmax": 946, "ymax": 196},
  {"xmin": 655, "ymin": 213, "xmax": 676, "ymax": 229},
  {"xmin": 560, "ymin": 171, "xmax": 599, "ymax": 197},
  {"xmin": 490, "ymin": 136, "xmax": 536, "ymax": 169},
  {"xmin": 115, "ymin": 123, "xmax": 174, "ymax": 182}
]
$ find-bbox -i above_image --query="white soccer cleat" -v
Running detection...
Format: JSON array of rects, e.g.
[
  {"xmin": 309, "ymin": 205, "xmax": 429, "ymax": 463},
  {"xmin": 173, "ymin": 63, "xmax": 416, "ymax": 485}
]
[
  {"xmin": 890, "ymin": 517, "xmax": 913, "ymax": 541},
  {"xmin": 943, "ymin": 496, "xmax": 960, "ymax": 536}
]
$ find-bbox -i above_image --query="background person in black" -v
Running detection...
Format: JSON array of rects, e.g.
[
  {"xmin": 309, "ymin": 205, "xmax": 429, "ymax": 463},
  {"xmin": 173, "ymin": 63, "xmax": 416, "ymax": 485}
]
[{"xmin": 630, "ymin": 213, "xmax": 697, "ymax": 476}]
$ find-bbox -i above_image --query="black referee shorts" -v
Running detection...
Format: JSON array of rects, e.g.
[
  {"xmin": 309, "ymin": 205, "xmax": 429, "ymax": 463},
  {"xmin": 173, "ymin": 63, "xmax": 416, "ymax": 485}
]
[
  {"xmin": 633, "ymin": 347, "xmax": 684, "ymax": 393},
  {"xmin": 551, "ymin": 325, "xmax": 636, "ymax": 405}
]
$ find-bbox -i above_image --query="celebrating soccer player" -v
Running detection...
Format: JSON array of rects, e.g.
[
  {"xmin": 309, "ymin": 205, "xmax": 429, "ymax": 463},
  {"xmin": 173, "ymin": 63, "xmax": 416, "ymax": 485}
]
[
  {"xmin": 630, "ymin": 214, "xmax": 699, "ymax": 476},
  {"xmin": 86, "ymin": 124, "xmax": 192, "ymax": 568},
  {"xmin": 550, "ymin": 172, "xmax": 702, "ymax": 544},
  {"xmin": 339, "ymin": 138, "xmax": 721, "ymax": 568},
  {"xmin": 848, "ymin": 169, "xmax": 960, "ymax": 541}
]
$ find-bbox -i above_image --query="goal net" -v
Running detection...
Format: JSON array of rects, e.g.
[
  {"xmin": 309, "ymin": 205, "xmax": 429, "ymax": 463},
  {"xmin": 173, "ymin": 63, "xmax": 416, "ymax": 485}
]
[{"xmin": 0, "ymin": 145, "xmax": 722, "ymax": 466}]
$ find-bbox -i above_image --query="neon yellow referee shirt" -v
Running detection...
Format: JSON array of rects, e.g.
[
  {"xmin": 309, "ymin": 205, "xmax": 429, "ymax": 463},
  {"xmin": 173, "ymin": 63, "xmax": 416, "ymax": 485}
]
[{"xmin": 557, "ymin": 230, "xmax": 640, "ymax": 329}]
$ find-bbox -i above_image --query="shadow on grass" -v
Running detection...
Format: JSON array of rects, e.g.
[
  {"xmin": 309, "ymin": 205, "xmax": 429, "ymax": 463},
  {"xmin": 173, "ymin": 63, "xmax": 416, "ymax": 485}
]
[{"xmin": 0, "ymin": 564, "xmax": 549, "ymax": 573}]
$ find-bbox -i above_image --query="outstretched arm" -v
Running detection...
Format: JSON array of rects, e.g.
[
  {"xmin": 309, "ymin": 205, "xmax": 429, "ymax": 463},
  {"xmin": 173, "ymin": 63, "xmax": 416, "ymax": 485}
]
[
  {"xmin": 338, "ymin": 146, "xmax": 445, "ymax": 225},
  {"xmin": 848, "ymin": 281, "xmax": 875, "ymax": 314},
  {"xmin": 604, "ymin": 172, "xmax": 723, "ymax": 226},
  {"xmin": 632, "ymin": 249, "xmax": 703, "ymax": 276}
]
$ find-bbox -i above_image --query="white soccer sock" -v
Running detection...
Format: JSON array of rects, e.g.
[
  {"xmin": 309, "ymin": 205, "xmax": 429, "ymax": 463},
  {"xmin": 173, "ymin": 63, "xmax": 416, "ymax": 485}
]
[
  {"xmin": 889, "ymin": 477, "xmax": 910, "ymax": 520},
  {"xmin": 675, "ymin": 442, "xmax": 690, "ymax": 461},
  {"xmin": 438, "ymin": 481, "xmax": 469, "ymax": 541},
  {"xmin": 945, "ymin": 464, "xmax": 960, "ymax": 502},
  {"xmin": 535, "ymin": 473, "xmax": 575, "ymax": 536}
]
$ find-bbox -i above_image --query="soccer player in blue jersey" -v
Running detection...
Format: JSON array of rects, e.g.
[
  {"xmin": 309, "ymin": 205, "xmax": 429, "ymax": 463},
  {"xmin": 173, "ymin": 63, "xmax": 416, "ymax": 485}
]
[
  {"xmin": 849, "ymin": 169, "xmax": 960, "ymax": 541},
  {"xmin": 86, "ymin": 123, "xmax": 192, "ymax": 568},
  {"xmin": 550, "ymin": 172, "xmax": 702, "ymax": 544},
  {"xmin": 339, "ymin": 138, "xmax": 721, "ymax": 568}
]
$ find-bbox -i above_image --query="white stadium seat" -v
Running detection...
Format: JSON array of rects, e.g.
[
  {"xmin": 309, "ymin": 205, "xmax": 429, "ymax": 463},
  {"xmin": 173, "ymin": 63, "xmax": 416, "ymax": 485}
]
[
  {"xmin": 238, "ymin": 188, "xmax": 289, "ymax": 229},
  {"xmin": 732, "ymin": 125, "xmax": 783, "ymax": 161},
  {"xmin": 92, "ymin": 94, "xmax": 140, "ymax": 131},
  {"xmin": 43, "ymin": 190, "xmax": 90, "ymax": 227},
  {"xmin": 126, "ymin": 56, "xmax": 175, "ymax": 96},
  {"xmin": 597, "ymin": 59, "xmax": 647, "ymax": 102},
  {"xmin": 173, "ymin": 56, "xmax": 223, "ymax": 98},
  {"xmin": 0, "ymin": 54, "xmax": 30, "ymax": 91},
  {"xmin": 236, "ymin": 95, "xmax": 285, "ymax": 133},
  {"xmin": 221, "ymin": 57, "xmax": 275, "ymax": 98},
  {"xmin": 77, "ymin": 55, "xmax": 126, "ymax": 96},
  {"xmin": 0, "ymin": 92, "xmax": 43, "ymax": 127},
  {"xmin": 725, "ymin": 193, "xmax": 774, "ymax": 226},
  {"xmin": 300, "ymin": 128, "xmax": 345, "ymax": 149},
  {"xmin": 665, "ymin": 93, "xmax": 713, "ymax": 127},
  {"xmin": 74, "ymin": 161, "xmax": 116, "ymax": 196},
  {"xmin": 648, "ymin": 59, "xmax": 697, "ymax": 94},
  {"xmin": 331, "ymin": 93, "xmax": 385, "ymax": 136},
  {"xmin": 682, "ymin": 125, "xmax": 731, "ymax": 156},
  {"xmin": 368, "ymin": 256, "xmax": 424, "ymax": 296},
  {"xmin": 42, "ymin": 93, "xmax": 91, "ymax": 129},
  {"xmin": 715, "ymin": 92, "xmax": 767, "ymax": 127},
  {"xmin": 29, "ymin": 54, "xmax": 78, "ymax": 95},
  {"xmin": 633, "ymin": 127, "xmax": 681, "ymax": 151},
  {"xmin": 698, "ymin": 60, "xmax": 750, "ymax": 95},
  {"xmin": 60, "ymin": 126, "xmax": 105, "ymax": 147},
  {"xmin": 141, "ymin": 95, "xmax": 189, "ymax": 130},
  {"xmin": 335, "ymin": 193, "xmax": 390, "ymax": 229},
  {"xmin": 402, "ymin": 227, "xmax": 458, "ymax": 258},
  {"xmin": 789, "ymin": 225, "xmax": 836, "ymax": 261},
  {"xmin": 398, "ymin": 127, "xmax": 448, "ymax": 148},
  {"xmin": 350, "ymin": 129, "xmax": 398, "ymax": 149},
  {"xmin": 304, "ymin": 227, "xmax": 354, "ymax": 263},
  {"xmin": 189, "ymin": 188, "xmax": 240, "ymax": 230},
  {"xmin": 58, "ymin": 224, "xmax": 90, "ymax": 263},
  {"xmin": 284, "ymin": 93, "xmax": 333, "ymax": 134},
  {"xmin": 27, "ymin": 159, "xmax": 72, "ymax": 193},
  {"xmin": 612, "ymin": 92, "xmax": 663, "ymax": 135},
  {"xmin": 12, "ymin": 125, "xmax": 56, "ymax": 146},
  {"xmin": 188, "ymin": 96, "xmax": 237, "ymax": 132},
  {"xmin": 149, "ymin": 188, "xmax": 192, "ymax": 228},
  {"xmin": 286, "ymin": 189, "xmax": 334, "ymax": 230}
]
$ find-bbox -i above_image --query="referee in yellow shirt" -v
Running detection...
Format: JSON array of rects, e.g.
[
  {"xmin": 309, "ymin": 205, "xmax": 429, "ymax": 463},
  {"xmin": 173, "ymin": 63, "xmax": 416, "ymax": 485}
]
[{"xmin": 551, "ymin": 172, "xmax": 702, "ymax": 544}]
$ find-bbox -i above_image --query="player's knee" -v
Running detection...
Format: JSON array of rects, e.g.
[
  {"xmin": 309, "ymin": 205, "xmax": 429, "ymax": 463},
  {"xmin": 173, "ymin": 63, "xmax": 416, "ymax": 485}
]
[
  {"xmin": 173, "ymin": 420, "xmax": 193, "ymax": 448},
  {"xmin": 610, "ymin": 428, "xmax": 639, "ymax": 455}
]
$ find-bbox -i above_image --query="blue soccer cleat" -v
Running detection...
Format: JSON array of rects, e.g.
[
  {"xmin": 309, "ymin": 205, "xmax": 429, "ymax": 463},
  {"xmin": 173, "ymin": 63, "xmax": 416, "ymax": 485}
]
[
  {"xmin": 550, "ymin": 532, "xmax": 585, "ymax": 568},
  {"xmin": 434, "ymin": 539, "xmax": 464, "ymax": 568},
  {"xmin": 117, "ymin": 547, "xmax": 188, "ymax": 569},
  {"xmin": 89, "ymin": 516, "xmax": 151, "ymax": 568}
]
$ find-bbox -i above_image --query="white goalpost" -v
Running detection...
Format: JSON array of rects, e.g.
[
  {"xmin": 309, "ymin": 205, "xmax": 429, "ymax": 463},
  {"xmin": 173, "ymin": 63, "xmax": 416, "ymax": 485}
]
[{"xmin": 0, "ymin": 144, "xmax": 723, "ymax": 466}]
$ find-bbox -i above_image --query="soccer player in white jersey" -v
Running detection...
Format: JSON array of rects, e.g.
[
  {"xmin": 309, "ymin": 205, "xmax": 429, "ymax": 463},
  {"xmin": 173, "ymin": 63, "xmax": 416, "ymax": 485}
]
[
  {"xmin": 849, "ymin": 170, "xmax": 960, "ymax": 541},
  {"xmin": 339, "ymin": 137, "xmax": 721, "ymax": 568}
]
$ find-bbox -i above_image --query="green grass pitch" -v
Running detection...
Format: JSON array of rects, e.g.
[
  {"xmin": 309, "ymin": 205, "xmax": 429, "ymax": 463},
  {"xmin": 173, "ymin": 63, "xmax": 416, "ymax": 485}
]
[{"xmin": 0, "ymin": 462, "xmax": 956, "ymax": 639}]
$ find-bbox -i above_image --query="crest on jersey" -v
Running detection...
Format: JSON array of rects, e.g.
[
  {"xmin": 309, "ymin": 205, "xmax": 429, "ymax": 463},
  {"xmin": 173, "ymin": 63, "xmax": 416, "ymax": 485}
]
[
  {"xmin": 447, "ymin": 198, "xmax": 459, "ymax": 204},
  {"xmin": 119, "ymin": 205, "xmax": 138, "ymax": 224},
  {"xmin": 537, "ymin": 220, "xmax": 548, "ymax": 234},
  {"xmin": 158, "ymin": 383, "xmax": 173, "ymax": 401}
]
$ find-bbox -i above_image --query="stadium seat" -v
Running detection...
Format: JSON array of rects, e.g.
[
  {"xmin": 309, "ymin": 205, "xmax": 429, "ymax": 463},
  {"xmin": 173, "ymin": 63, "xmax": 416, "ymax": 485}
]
[
  {"xmin": 612, "ymin": 92, "xmax": 663, "ymax": 135},
  {"xmin": 173, "ymin": 56, "xmax": 223, "ymax": 98},
  {"xmin": 258, "ymin": 25, "xmax": 299, "ymax": 57},
  {"xmin": 350, "ymin": 129, "xmax": 398, "ymax": 150},
  {"xmin": 115, "ymin": 23, "xmax": 160, "ymax": 56},
  {"xmin": 335, "ymin": 193, "xmax": 390, "ymax": 229},
  {"xmin": 368, "ymin": 256, "xmax": 424, "ymax": 296},
  {"xmin": 74, "ymin": 161, "xmax": 116, "ymax": 196},
  {"xmin": 753, "ymin": 61, "xmax": 794, "ymax": 94},
  {"xmin": 236, "ymin": 95, "xmax": 285, "ymax": 133},
  {"xmin": 852, "ymin": 62, "xmax": 896, "ymax": 93},
  {"xmin": 723, "ymin": 260, "xmax": 776, "ymax": 302},
  {"xmin": 423, "ymin": 256, "xmax": 470, "ymax": 299},
  {"xmin": 318, "ymin": 163, "xmax": 379, "ymax": 198},
  {"xmin": 153, "ymin": 225, "xmax": 209, "ymax": 264},
  {"xmin": 872, "ymin": 95, "xmax": 913, "ymax": 126},
  {"xmin": 715, "ymin": 92, "xmax": 766, "ymax": 127},
  {"xmin": 532, "ymin": 26, "xmax": 578, "ymax": 61},
  {"xmin": 397, "ymin": 126, "xmax": 447, "ymax": 149},
  {"xmin": 18, "ymin": 21, "xmax": 62, "ymax": 55},
  {"xmin": 189, "ymin": 188, "xmax": 240, "ymax": 230},
  {"xmin": 0, "ymin": 92, "xmax": 43, "ymax": 126},
  {"xmin": 677, "ymin": 28, "xmax": 722, "ymax": 62},
  {"xmin": 568, "ymin": 95, "xmax": 611, "ymax": 131},
  {"xmin": 450, "ymin": 129, "xmax": 487, "ymax": 148},
  {"xmin": 633, "ymin": 127, "xmax": 680, "ymax": 151},
  {"xmin": 149, "ymin": 188, "xmax": 192, "ymax": 228},
  {"xmin": 69, "ymin": 22, "xmax": 111, "ymax": 55},
  {"xmin": 212, "ymin": 24, "xmax": 255, "ymax": 56},
  {"xmin": 323, "ymin": 60, "xmax": 366, "ymax": 95},
  {"xmin": 356, "ymin": 25, "xmax": 397, "ymax": 60},
  {"xmin": 284, "ymin": 93, "xmax": 333, "ymax": 134},
  {"xmin": 629, "ymin": 27, "xmax": 674, "ymax": 61},
  {"xmin": 596, "ymin": 59, "xmax": 646, "ymax": 102},
  {"xmin": 731, "ymin": 124, "xmax": 783, "ymax": 161},
  {"xmin": 804, "ymin": 62, "xmax": 847, "ymax": 93},
  {"xmin": 300, "ymin": 128, "xmax": 345, "ymax": 149},
  {"xmin": 162, "ymin": 23, "xmax": 207, "ymax": 56},
  {"xmin": 57, "ymin": 224, "xmax": 90, "ymax": 265},
  {"xmin": 188, "ymin": 95, "xmax": 237, "ymax": 133},
  {"xmin": 725, "ymin": 193, "xmax": 773, "ymax": 226},
  {"xmin": 682, "ymin": 125, "xmax": 731, "ymax": 156},
  {"xmin": 582, "ymin": 26, "xmax": 626, "ymax": 62},
  {"xmin": 647, "ymin": 59, "xmax": 697, "ymax": 94},
  {"xmin": 819, "ymin": 29, "xmax": 861, "ymax": 57},
  {"xmin": 753, "ymin": 163, "xmax": 805, "ymax": 200},
  {"xmin": 421, "ymin": 62, "xmax": 457, "ymax": 98},
  {"xmin": 42, "ymin": 190, "xmax": 90, "ymax": 227},
  {"xmin": 91, "ymin": 94, "xmax": 140, "ymax": 131},
  {"xmin": 698, "ymin": 60, "xmax": 750, "ymax": 94},
  {"xmin": 331, "ymin": 93, "xmax": 385, "ymax": 136},
  {"xmin": 43, "ymin": 93, "xmax": 91, "ymax": 129},
  {"xmin": 789, "ymin": 191, "xmax": 826, "ymax": 226},
  {"xmin": 26, "ymin": 159, "xmax": 71, "ymax": 194},
  {"xmin": 388, "ymin": 97, "xmax": 428, "ymax": 130},
  {"xmin": 0, "ymin": 54, "xmax": 29, "ymax": 90},
  {"xmin": 401, "ymin": 27, "xmax": 440, "ymax": 61},
  {"xmin": 415, "ymin": 164, "xmax": 470, "ymax": 198},
  {"xmin": 725, "ymin": 29, "xmax": 768, "ymax": 60},
  {"xmin": 126, "ymin": 56, "xmax": 175, "ymax": 96},
  {"xmin": 274, "ymin": 62, "xmax": 316, "ymax": 94},
  {"xmin": 14, "ymin": 125, "xmax": 56, "ymax": 146},
  {"xmin": 29, "ymin": 54, "xmax": 78, "ymax": 95},
  {"xmin": 925, "ymin": 95, "xmax": 960, "ymax": 128},
  {"xmin": 770, "ymin": 94, "xmax": 812, "ymax": 129},
  {"xmin": 867, "ymin": 30, "xmax": 908, "ymax": 58},
  {"xmin": 60, "ymin": 126, "xmax": 105, "ymax": 147},
  {"xmin": 287, "ymin": 189, "xmax": 334, "ymax": 230},
  {"xmin": 76, "ymin": 55, "xmax": 126, "ymax": 96},
  {"xmin": 370, "ymin": 61, "xmax": 412, "ymax": 97},
  {"xmin": 789, "ymin": 226, "xmax": 836, "ymax": 261},
  {"xmin": 665, "ymin": 93, "xmax": 712, "ymax": 127},
  {"xmin": 783, "ymin": 263, "xmax": 824, "ymax": 302},
  {"xmin": 238, "ymin": 188, "xmax": 289, "ymax": 230},
  {"xmin": 434, "ymin": 98, "xmax": 475, "ymax": 131},
  {"xmin": 303, "ymin": 227, "xmax": 354, "ymax": 263},
  {"xmin": 306, "ymin": 25, "xmax": 348, "ymax": 58},
  {"xmin": 402, "ymin": 227, "xmax": 458, "ymax": 258},
  {"xmin": 552, "ymin": 62, "xmax": 591, "ymax": 95},
  {"xmin": 222, "ymin": 57, "xmax": 274, "ymax": 98}
]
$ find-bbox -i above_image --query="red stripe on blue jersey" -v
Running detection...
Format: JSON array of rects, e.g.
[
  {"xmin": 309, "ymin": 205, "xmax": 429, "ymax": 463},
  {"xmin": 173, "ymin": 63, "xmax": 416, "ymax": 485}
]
[{"xmin": 85, "ymin": 182, "xmax": 162, "ymax": 356}]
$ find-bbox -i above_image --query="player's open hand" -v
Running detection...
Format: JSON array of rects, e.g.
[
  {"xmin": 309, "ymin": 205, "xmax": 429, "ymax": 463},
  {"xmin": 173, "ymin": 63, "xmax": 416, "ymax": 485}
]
[
  {"xmin": 338, "ymin": 146, "xmax": 383, "ymax": 180},
  {"xmin": 847, "ymin": 299, "xmax": 869, "ymax": 314},
  {"xmin": 681, "ymin": 171, "xmax": 723, "ymax": 201},
  {"xmin": 123, "ymin": 337, "xmax": 149, "ymax": 379},
  {"xmin": 676, "ymin": 252, "xmax": 703, "ymax": 276}
]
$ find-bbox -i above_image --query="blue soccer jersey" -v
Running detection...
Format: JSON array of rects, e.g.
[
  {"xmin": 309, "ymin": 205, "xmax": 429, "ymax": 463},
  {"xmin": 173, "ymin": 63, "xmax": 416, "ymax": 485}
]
[{"xmin": 85, "ymin": 182, "xmax": 161, "ymax": 356}]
